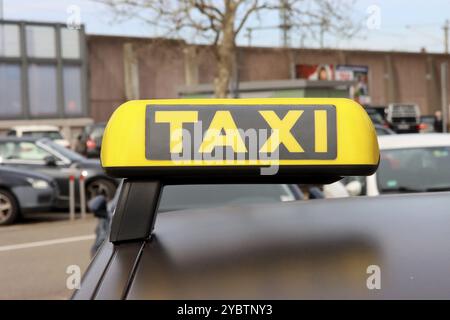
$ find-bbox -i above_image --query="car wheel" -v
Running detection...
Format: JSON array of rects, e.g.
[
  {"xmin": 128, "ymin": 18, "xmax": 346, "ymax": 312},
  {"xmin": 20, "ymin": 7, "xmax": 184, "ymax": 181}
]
[
  {"xmin": 86, "ymin": 179, "xmax": 116, "ymax": 202},
  {"xmin": 0, "ymin": 189, "xmax": 20, "ymax": 226}
]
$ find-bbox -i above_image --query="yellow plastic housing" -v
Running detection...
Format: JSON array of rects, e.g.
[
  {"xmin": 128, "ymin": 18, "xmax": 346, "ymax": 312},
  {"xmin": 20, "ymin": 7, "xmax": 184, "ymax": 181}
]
[{"xmin": 101, "ymin": 98, "xmax": 379, "ymax": 178}]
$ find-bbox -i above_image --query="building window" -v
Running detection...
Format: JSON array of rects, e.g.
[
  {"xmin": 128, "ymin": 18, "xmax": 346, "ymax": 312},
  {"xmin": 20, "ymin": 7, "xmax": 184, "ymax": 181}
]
[
  {"xmin": 0, "ymin": 21, "xmax": 86, "ymax": 120},
  {"xmin": 26, "ymin": 25, "xmax": 56, "ymax": 58},
  {"xmin": 0, "ymin": 63, "xmax": 22, "ymax": 117},
  {"xmin": 61, "ymin": 28, "xmax": 81, "ymax": 59},
  {"xmin": 28, "ymin": 64, "xmax": 58, "ymax": 116},
  {"xmin": 63, "ymin": 65, "xmax": 83, "ymax": 115},
  {"xmin": 0, "ymin": 24, "xmax": 20, "ymax": 57}
]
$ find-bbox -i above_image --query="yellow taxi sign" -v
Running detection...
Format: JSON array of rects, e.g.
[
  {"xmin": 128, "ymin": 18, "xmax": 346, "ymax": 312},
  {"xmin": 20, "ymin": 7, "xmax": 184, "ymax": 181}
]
[{"xmin": 101, "ymin": 98, "xmax": 379, "ymax": 181}]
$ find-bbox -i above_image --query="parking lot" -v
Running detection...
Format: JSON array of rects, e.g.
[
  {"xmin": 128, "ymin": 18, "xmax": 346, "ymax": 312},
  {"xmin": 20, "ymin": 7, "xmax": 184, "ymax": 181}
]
[{"xmin": 0, "ymin": 213, "xmax": 96, "ymax": 299}]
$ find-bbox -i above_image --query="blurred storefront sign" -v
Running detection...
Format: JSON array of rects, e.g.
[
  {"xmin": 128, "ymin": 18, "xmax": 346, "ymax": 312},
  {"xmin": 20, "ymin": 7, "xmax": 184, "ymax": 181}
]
[
  {"xmin": 335, "ymin": 65, "xmax": 371, "ymax": 105},
  {"xmin": 296, "ymin": 64, "xmax": 335, "ymax": 81}
]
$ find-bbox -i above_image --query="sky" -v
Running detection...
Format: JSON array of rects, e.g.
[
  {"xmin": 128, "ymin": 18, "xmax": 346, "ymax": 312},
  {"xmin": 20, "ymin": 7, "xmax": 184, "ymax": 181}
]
[{"xmin": 1, "ymin": 0, "xmax": 449, "ymax": 53}]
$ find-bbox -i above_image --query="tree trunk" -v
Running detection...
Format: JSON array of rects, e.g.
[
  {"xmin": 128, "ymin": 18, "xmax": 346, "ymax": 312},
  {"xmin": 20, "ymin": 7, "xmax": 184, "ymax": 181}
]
[
  {"xmin": 214, "ymin": 51, "xmax": 233, "ymax": 98},
  {"xmin": 214, "ymin": 1, "xmax": 237, "ymax": 98}
]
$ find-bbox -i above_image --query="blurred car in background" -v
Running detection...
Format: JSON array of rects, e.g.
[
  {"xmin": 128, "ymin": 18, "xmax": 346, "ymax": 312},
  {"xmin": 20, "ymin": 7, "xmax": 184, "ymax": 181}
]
[
  {"xmin": 0, "ymin": 137, "xmax": 117, "ymax": 208},
  {"xmin": 418, "ymin": 115, "xmax": 436, "ymax": 133},
  {"xmin": 363, "ymin": 105, "xmax": 388, "ymax": 127},
  {"xmin": 342, "ymin": 134, "xmax": 450, "ymax": 196},
  {"xmin": 374, "ymin": 124, "xmax": 395, "ymax": 136},
  {"xmin": 74, "ymin": 123, "xmax": 106, "ymax": 158},
  {"xmin": 6, "ymin": 125, "xmax": 70, "ymax": 148},
  {"xmin": 0, "ymin": 167, "xmax": 57, "ymax": 225},
  {"xmin": 386, "ymin": 103, "xmax": 420, "ymax": 133}
]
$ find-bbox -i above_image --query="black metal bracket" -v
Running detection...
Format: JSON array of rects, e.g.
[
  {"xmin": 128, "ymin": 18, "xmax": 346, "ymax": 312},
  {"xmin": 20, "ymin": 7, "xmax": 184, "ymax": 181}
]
[{"xmin": 109, "ymin": 179, "xmax": 162, "ymax": 244}]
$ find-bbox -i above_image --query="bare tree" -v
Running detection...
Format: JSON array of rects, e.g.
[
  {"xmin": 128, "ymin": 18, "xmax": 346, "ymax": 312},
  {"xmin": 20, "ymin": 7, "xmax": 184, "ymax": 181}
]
[{"xmin": 97, "ymin": 0, "xmax": 360, "ymax": 98}]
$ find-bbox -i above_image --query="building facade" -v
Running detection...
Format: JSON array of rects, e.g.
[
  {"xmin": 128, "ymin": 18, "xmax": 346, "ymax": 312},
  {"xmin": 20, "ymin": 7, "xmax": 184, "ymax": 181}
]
[
  {"xmin": 1, "ymin": 20, "xmax": 450, "ymax": 141},
  {"xmin": 0, "ymin": 20, "xmax": 90, "ymax": 140},
  {"xmin": 88, "ymin": 35, "xmax": 450, "ymax": 123}
]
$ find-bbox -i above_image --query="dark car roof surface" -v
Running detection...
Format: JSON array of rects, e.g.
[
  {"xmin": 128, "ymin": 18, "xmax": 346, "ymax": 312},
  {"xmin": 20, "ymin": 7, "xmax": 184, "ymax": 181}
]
[{"xmin": 92, "ymin": 192, "xmax": 450, "ymax": 299}]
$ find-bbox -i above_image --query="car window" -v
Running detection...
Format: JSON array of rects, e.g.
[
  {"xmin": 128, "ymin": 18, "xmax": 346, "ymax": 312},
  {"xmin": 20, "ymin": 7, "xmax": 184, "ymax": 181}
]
[
  {"xmin": 82, "ymin": 125, "xmax": 92, "ymax": 136},
  {"xmin": 368, "ymin": 112, "xmax": 384, "ymax": 125},
  {"xmin": 90, "ymin": 126, "xmax": 105, "ymax": 139},
  {"xmin": 421, "ymin": 117, "xmax": 434, "ymax": 124},
  {"xmin": 157, "ymin": 184, "xmax": 298, "ymax": 212},
  {"xmin": 39, "ymin": 139, "xmax": 85, "ymax": 161},
  {"xmin": 0, "ymin": 141, "xmax": 52, "ymax": 161},
  {"xmin": 22, "ymin": 131, "xmax": 63, "ymax": 140},
  {"xmin": 375, "ymin": 127, "xmax": 388, "ymax": 135},
  {"xmin": 377, "ymin": 147, "xmax": 450, "ymax": 193}
]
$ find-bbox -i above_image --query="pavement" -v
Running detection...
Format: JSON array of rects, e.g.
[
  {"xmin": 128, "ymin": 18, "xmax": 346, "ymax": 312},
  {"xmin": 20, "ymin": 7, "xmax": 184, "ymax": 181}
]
[{"xmin": 0, "ymin": 213, "xmax": 97, "ymax": 300}]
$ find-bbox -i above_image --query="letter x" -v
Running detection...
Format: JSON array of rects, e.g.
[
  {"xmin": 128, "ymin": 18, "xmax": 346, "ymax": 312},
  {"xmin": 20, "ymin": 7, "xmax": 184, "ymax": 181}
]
[{"xmin": 259, "ymin": 110, "xmax": 304, "ymax": 153}]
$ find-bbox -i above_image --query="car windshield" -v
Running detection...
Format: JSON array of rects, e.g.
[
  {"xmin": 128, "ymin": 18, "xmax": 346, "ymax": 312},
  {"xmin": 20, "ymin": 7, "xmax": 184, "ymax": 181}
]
[
  {"xmin": 377, "ymin": 147, "xmax": 450, "ymax": 193},
  {"xmin": 368, "ymin": 112, "xmax": 384, "ymax": 124},
  {"xmin": 157, "ymin": 184, "xmax": 298, "ymax": 212},
  {"xmin": 39, "ymin": 139, "xmax": 86, "ymax": 162},
  {"xmin": 375, "ymin": 127, "xmax": 389, "ymax": 135},
  {"xmin": 23, "ymin": 131, "xmax": 63, "ymax": 140}
]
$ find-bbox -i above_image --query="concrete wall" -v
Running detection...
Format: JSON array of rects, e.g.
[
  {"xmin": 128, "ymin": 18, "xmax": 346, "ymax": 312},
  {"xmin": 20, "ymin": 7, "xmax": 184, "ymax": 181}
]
[{"xmin": 87, "ymin": 35, "xmax": 450, "ymax": 122}]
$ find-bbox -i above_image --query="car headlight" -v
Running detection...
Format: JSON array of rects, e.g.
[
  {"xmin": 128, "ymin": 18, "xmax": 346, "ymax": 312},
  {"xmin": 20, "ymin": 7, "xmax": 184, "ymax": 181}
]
[{"xmin": 26, "ymin": 178, "xmax": 50, "ymax": 189}]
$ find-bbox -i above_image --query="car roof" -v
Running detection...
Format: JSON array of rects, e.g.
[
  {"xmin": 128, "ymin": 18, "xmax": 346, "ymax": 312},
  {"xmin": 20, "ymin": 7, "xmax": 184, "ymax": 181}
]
[
  {"xmin": 127, "ymin": 192, "xmax": 450, "ymax": 299},
  {"xmin": 11, "ymin": 125, "xmax": 60, "ymax": 132},
  {"xmin": 378, "ymin": 133, "xmax": 450, "ymax": 149}
]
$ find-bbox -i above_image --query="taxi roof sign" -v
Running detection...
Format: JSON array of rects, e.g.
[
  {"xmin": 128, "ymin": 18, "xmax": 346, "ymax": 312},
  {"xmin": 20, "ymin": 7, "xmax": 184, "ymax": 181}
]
[{"xmin": 101, "ymin": 98, "xmax": 379, "ymax": 183}]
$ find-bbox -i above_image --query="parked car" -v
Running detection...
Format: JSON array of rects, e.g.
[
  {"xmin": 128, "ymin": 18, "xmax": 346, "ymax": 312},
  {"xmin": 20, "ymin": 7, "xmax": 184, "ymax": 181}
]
[
  {"xmin": 386, "ymin": 103, "xmax": 420, "ymax": 133},
  {"xmin": 0, "ymin": 166, "xmax": 57, "ymax": 225},
  {"xmin": 342, "ymin": 133, "xmax": 450, "ymax": 196},
  {"xmin": 74, "ymin": 123, "xmax": 106, "ymax": 158},
  {"xmin": 0, "ymin": 137, "xmax": 117, "ymax": 209},
  {"xmin": 6, "ymin": 125, "xmax": 70, "ymax": 148}
]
